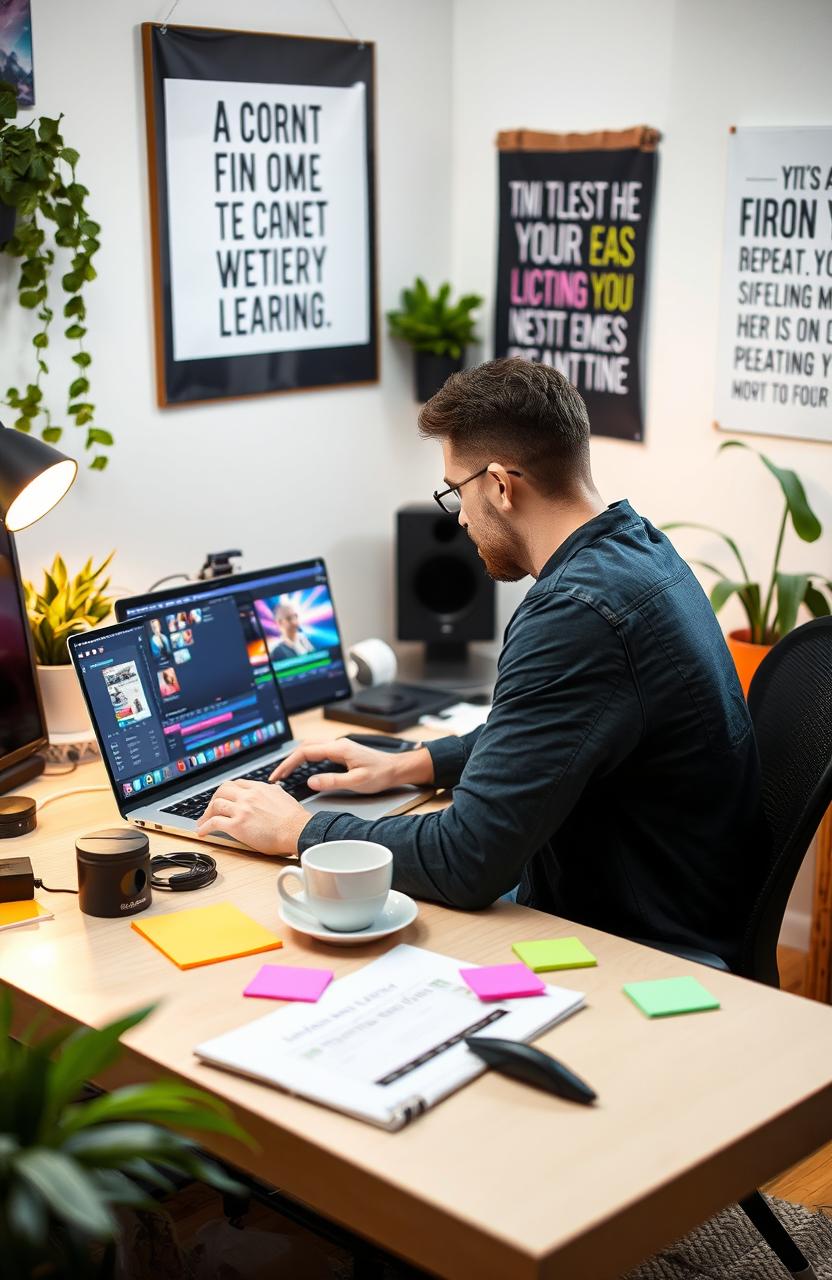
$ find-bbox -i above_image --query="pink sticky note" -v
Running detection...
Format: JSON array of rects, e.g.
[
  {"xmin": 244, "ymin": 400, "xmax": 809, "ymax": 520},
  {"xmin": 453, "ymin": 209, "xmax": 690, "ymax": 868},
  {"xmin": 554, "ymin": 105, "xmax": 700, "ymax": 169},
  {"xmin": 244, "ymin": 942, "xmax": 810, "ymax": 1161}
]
[
  {"xmin": 243, "ymin": 964, "xmax": 333, "ymax": 1003},
  {"xmin": 459, "ymin": 962, "xmax": 545, "ymax": 1001}
]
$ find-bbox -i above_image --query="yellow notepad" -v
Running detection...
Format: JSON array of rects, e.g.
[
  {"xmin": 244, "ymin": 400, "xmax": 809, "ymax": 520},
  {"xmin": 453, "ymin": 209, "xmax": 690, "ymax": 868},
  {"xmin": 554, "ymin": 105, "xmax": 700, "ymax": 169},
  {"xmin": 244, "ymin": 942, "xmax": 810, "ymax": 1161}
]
[
  {"xmin": 131, "ymin": 903, "xmax": 282, "ymax": 970},
  {"xmin": 0, "ymin": 900, "xmax": 54, "ymax": 931}
]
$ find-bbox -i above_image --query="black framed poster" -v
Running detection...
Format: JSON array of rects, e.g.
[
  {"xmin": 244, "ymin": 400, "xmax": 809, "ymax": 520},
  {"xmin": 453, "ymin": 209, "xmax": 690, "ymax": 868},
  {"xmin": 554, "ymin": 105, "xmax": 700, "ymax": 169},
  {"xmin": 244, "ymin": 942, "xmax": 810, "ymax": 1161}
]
[
  {"xmin": 494, "ymin": 126, "xmax": 659, "ymax": 442},
  {"xmin": 142, "ymin": 23, "xmax": 378, "ymax": 407}
]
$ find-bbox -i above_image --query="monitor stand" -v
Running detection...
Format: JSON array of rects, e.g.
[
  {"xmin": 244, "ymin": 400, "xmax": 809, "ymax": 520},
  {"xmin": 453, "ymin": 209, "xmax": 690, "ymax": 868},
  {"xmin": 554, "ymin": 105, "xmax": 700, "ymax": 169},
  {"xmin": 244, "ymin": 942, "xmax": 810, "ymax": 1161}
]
[
  {"xmin": 0, "ymin": 753, "xmax": 45, "ymax": 798},
  {"xmin": 395, "ymin": 643, "xmax": 497, "ymax": 696}
]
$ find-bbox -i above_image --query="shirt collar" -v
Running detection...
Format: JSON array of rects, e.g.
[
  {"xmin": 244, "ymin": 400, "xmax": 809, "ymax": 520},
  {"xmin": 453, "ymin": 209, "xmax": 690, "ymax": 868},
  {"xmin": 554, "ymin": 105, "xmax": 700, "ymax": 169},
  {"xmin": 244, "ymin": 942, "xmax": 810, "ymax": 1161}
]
[{"xmin": 537, "ymin": 500, "xmax": 638, "ymax": 582}]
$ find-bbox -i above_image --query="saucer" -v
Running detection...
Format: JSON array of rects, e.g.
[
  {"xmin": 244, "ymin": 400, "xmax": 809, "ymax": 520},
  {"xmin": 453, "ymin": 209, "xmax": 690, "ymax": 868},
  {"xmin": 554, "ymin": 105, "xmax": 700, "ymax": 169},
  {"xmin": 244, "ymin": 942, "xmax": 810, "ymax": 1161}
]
[{"xmin": 277, "ymin": 890, "xmax": 418, "ymax": 946}]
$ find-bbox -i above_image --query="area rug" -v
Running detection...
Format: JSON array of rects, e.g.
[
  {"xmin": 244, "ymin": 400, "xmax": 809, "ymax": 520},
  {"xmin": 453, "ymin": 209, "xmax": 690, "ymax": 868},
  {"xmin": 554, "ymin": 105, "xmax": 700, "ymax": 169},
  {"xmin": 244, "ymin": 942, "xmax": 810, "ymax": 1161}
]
[{"xmin": 623, "ymin": 1197, "xmax": 832, "ymax": 1279}]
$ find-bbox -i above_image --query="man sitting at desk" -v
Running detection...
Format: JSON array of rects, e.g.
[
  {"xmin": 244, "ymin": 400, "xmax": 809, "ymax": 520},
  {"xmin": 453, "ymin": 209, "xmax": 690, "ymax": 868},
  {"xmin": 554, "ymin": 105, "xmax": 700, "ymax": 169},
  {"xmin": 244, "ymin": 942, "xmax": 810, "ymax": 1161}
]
[{"xmin": 197, "ymin": 359, "xmax": 763, "ymax": 967}]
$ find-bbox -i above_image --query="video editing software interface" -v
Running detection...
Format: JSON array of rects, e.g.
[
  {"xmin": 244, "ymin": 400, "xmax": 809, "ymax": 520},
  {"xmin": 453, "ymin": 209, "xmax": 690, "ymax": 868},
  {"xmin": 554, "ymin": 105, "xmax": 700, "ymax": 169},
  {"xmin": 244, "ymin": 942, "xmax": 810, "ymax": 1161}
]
[
  {"xmin": 73, "ymin": 594, "xmax": 288, "ymax": 803},
  {"xmin": 118, "ymin": 561, "xmax": 351, "ymax": 715}
]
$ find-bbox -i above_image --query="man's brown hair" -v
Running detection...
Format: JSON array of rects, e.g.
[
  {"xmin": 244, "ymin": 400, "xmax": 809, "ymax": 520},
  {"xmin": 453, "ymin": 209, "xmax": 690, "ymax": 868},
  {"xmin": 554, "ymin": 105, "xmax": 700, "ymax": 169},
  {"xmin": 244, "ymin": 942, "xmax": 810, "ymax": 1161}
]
[{"xmin": 418, "ymin": 357, "xmax": 591, "ymax": 495}]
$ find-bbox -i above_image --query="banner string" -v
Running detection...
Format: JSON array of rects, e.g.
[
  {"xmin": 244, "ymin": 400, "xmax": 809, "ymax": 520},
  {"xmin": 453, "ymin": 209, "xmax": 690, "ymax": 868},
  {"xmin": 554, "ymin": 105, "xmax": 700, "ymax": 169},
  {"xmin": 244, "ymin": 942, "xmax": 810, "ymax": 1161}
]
[
  {"xmin": 159, "ymin": 1, "xmax": 361, "ymax": 45},
  {"xmin": 160, "ymin": 0, "xmax": 182, "ymax": 34},
  {"xmin": 325, "ymin": 0, "xmax": 362, "ymax": 45}
]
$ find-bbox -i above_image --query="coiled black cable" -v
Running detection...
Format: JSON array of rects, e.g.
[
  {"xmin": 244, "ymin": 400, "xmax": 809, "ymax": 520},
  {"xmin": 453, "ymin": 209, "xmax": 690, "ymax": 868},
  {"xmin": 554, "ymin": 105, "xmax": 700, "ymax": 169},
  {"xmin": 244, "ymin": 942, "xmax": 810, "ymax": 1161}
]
[{"xmin": 150, "ymin": 851, "xmax": 218, "ymax": 892}]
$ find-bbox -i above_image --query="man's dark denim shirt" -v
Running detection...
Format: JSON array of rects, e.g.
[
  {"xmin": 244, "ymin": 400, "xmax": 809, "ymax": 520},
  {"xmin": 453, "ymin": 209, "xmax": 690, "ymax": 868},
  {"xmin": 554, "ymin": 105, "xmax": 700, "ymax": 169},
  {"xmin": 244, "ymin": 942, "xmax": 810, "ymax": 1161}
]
[{"xmin": 300, "ymin": 501, "xmax": 763, "ymax": 966}]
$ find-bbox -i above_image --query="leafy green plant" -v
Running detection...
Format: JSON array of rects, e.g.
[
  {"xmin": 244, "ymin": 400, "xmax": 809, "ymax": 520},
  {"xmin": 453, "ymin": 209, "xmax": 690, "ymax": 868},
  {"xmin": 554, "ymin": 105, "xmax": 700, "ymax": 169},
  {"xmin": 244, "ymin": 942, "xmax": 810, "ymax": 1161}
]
[
  {"xmin": 387, "ymin": 277, "xmax": 483, "ymax": 358},
  {"xmin": 0, "ymin": 79, "xmax": 111, "ymax": 469},
  {"xmin": 24, "ymin": 552, "xmax": 115, "ymax": 665},
  {"xmin": 665, "ymin": 441, "xmax": 831, "ymax": 645},
  {"xmin": 0, "ymin": 996, "xmax": 249, "ymax": 1280}
]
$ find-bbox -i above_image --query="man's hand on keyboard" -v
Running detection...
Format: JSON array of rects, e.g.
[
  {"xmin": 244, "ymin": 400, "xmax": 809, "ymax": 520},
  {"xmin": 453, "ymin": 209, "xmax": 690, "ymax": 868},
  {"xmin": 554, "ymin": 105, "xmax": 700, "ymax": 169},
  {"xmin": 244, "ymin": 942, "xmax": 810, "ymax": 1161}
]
[
  {"xmin": 195, "ymin": 779, "xmax": 310, "ymax": 855},
  {"xmin": 271, "ymin": 737, "xmax": 434, "ymax": 795}
]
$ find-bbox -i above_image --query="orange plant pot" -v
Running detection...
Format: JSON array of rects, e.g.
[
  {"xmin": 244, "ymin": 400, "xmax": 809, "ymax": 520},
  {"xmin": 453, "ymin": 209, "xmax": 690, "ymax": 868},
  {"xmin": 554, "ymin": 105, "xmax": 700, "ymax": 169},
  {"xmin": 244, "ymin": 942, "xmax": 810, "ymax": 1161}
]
[{"xmin": 726, "ymin": 629, "xmax": 773, "ymax": 698}]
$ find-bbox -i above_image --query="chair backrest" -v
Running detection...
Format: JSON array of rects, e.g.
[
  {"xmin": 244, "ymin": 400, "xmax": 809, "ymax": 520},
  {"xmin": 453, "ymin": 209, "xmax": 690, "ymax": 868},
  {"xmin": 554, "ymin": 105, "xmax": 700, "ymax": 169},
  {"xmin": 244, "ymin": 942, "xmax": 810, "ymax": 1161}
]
[{"xmin": 739, "ymin": 617, "xmax": 832, "ymax": 985}]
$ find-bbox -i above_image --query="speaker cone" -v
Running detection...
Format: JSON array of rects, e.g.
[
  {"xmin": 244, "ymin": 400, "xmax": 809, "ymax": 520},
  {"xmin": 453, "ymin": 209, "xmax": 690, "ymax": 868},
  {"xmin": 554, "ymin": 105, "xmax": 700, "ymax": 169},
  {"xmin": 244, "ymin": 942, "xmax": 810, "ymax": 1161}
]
[{"xmin": 413, "ymin": 556, "xmax": 478, "ymax": 620}]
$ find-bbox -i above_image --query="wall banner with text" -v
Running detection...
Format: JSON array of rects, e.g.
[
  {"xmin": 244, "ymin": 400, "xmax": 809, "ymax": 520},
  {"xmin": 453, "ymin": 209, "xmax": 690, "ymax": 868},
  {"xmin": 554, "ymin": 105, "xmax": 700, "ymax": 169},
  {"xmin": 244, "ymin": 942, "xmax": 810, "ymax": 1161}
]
[
  {"xmin": 715, "ymin": 126, "xmax": 832, "ymax": 444},
  {"xmin": 494, "ymin": 126, "xmax": 659, "ymax": 442},
  {"xmin": 142, "ymin": 24, "xmax": 377, "ymax": 406}
]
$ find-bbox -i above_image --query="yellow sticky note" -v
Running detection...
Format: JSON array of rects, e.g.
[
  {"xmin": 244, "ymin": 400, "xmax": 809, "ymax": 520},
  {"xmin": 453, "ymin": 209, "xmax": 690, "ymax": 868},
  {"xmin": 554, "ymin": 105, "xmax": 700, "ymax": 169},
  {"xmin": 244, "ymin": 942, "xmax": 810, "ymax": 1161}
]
[
  {"xmin": 0, "ymin": 900, "xmax": 53, "ymax": 930},
  {"xmin": 132, "ymin": 903, "xmax": 282, "ymax": 970}
]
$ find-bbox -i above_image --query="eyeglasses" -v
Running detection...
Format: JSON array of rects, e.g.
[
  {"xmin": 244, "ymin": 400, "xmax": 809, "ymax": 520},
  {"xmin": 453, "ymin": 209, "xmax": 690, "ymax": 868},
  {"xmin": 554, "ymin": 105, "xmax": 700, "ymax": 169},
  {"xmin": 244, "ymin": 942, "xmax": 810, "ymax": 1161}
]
[{"xmin": 433, "ymin": 466, "xmax": 522, "ymax": 514}]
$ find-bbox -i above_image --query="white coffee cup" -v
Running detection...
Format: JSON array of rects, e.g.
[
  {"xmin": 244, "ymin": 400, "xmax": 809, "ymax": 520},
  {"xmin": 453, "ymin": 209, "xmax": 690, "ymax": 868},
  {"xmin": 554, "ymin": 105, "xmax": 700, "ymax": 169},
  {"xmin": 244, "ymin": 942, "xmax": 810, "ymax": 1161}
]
[{"xmin": 277, "ymin": 840, "xmax": 393, "ymax": 932}]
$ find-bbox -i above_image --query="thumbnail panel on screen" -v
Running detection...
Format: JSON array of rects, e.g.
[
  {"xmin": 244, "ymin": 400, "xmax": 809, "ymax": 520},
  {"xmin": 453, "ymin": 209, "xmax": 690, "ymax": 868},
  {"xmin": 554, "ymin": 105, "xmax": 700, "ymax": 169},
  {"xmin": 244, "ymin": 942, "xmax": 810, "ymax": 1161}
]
[
  {"xmin": 104, "ymin": 662, "xmax": 151, "ymax": 725},
  {"xmin": 254, "ymin": 587, "xmax": 340, "ymax": 680}
]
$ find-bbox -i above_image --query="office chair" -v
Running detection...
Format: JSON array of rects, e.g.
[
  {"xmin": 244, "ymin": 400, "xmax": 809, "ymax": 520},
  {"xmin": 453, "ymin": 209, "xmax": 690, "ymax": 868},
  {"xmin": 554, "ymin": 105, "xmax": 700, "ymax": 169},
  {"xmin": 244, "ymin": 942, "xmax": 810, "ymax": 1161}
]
[
  {"xmin": 646, "ymin": 617, "xmax": 832, "ymax": 1279},
  {"xmin": 738, "ymin": 616, "xmax": 832, "ymax": 988}
]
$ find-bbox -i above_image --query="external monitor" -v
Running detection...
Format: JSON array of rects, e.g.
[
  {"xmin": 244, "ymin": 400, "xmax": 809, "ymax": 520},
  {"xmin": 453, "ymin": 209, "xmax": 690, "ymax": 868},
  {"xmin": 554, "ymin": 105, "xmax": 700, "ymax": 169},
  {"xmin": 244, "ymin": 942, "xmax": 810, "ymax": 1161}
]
[
  {"xmin": 0, "ymin": 523, "xmax": 48, "ymax": 781},
  {"xmin": 115, "ymin": 559, "xmax": 352, "ymax": 717}
]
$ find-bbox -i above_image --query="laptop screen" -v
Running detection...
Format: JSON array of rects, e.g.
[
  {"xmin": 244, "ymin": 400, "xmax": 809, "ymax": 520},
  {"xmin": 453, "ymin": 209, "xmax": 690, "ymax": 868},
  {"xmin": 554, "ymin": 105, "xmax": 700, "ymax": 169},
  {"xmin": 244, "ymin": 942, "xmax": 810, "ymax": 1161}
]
[
  {"xmin": 115, "ymin": 559, "xmax": 352, "ymax": 716},
  {"xmin": 70, "ymin": 593, "xmax": 289, "ymax": 804}
]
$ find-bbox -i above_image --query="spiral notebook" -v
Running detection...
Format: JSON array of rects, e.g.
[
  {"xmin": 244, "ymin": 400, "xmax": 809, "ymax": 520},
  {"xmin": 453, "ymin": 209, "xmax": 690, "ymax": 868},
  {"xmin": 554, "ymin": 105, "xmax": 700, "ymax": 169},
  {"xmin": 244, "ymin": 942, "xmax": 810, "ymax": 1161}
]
[{"xmin": 195, "ymin": 943, "xmax": 585, "ymax": 1130}]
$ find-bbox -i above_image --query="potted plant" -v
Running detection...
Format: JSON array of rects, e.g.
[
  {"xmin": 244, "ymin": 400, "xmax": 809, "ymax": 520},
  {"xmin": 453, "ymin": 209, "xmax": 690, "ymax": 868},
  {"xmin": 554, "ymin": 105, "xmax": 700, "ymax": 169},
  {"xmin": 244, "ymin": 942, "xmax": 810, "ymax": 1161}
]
[
  {"xmin": 24, "ymin": 552, "xmax": 115, "ymax": 737},
  {"xmin": 0, "ymin": 995, "xmax": 248, "ymax": 1280},
  {"xmin": 0, "ymin": 80, "xmax": 111, "ymax": 469},
  {"xmin": 387, "ymin": 277, "xmax": 483, "ymax": 401},
  {"xmin": 666, "ymin": 441, "xmax": 831, "ymax": 694}
]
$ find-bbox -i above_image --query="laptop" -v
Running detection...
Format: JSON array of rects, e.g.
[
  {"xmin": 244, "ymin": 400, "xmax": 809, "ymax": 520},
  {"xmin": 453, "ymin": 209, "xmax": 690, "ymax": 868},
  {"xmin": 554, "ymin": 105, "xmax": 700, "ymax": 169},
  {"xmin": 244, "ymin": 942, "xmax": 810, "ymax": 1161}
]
[
  {"xmin": 115, "ymin": 557, "xmax": 455, "ymax": 729},
  {"xmin": 67, "ymin": 598, "xmax": 432, "ymax": 852}
]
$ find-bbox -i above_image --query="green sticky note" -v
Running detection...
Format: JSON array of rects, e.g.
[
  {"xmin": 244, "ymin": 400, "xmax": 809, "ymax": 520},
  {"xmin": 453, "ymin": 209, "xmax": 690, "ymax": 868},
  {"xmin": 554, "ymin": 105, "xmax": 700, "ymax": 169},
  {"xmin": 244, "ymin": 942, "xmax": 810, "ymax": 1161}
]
[
  {"xmin": 511, "ymin": 937, "xmax": 597, "ymax": 972},
  {"xmin": 623, "ymin": 976, "xmax": 720, "ymax": 1018}
]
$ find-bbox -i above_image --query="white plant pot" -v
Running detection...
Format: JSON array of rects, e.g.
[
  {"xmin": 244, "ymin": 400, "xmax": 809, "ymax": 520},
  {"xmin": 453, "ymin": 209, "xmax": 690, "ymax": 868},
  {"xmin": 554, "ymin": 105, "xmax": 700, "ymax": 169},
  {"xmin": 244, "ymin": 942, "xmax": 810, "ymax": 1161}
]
[{"xmin": 37, "ymin": 664, "xmax": 92, "ymax": 739}]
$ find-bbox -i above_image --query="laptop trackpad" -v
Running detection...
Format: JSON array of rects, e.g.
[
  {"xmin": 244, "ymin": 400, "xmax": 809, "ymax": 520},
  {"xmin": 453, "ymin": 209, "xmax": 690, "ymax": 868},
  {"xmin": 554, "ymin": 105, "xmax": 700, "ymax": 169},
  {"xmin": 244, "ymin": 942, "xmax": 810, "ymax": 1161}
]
[{"xmin": 304, "ymin": 787, "xmax": 430, "ymax": 820}]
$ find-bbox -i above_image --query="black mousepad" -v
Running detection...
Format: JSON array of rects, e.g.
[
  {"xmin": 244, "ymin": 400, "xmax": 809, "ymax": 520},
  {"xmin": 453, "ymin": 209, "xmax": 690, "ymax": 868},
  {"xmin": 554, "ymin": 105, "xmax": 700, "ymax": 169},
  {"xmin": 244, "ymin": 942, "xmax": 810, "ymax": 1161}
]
[{"xmin": 323, "ymin": 683, "xmax": 456, "ymax": 732}]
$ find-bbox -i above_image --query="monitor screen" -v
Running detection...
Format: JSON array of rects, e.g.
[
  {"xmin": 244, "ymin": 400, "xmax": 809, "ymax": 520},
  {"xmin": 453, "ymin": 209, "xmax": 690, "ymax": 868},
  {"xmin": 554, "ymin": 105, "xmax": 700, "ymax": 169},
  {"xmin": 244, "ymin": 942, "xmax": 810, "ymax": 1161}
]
[
  {"xmin": 116, "ymin": 559, "xmax": 352, "ymax": 716},
  {"xmin": 70, "ymin": 593, "xmax": 289, "ymax": 804},
  {"xmin": 0, "ymin": 523, "xmax": 47, "ymax": 767}
]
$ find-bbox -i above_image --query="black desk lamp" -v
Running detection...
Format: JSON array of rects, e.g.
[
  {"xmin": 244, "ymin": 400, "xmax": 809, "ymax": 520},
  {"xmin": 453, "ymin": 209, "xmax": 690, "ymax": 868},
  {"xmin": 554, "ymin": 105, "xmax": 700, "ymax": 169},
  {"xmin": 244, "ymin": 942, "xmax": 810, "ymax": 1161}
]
[{"xmin": 0, "ymin": 425, "xmax": 77, "ymax": 530}]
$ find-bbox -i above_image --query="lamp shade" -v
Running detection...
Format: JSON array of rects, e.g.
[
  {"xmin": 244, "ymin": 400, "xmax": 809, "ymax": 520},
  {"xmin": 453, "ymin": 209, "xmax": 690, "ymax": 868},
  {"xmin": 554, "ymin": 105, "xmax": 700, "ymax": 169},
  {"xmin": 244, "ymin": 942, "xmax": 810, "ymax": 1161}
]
[{"xmin": 0, "ymin": 426, "xmax": 77, "ymax": 531}]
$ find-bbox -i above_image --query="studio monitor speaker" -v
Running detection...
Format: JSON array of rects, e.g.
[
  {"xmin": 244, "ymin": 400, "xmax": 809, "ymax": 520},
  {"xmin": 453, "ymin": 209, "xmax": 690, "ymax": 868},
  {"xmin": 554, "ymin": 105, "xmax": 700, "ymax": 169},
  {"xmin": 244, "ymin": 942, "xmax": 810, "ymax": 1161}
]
[{"xmin": 396, "ymin": 505, "xmax": 495, "ymax": 661}]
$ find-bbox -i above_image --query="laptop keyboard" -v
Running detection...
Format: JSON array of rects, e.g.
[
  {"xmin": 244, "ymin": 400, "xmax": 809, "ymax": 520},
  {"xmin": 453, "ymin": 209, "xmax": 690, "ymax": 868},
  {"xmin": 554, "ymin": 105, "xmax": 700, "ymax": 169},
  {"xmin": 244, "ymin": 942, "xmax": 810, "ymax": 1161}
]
[{"xmin": 160, "ymin": 760, "xmax": 349, "ymax": 821}]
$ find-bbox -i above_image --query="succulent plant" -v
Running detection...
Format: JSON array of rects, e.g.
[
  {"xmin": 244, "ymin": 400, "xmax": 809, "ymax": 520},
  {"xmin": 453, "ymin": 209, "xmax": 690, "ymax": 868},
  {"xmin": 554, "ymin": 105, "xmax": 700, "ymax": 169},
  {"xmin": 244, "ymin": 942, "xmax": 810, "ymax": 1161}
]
[{"xmin": 387, "ymin": 277, "xmax": 483, "ymax": 359}]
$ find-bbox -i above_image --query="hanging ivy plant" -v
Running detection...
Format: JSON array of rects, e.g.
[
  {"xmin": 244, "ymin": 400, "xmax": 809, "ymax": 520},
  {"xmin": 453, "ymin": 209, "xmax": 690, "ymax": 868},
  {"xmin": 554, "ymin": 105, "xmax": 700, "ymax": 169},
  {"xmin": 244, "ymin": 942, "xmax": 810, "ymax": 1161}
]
[{"xmin": 0, "ymin": 80, "xmax": 111, "ymax": 469}]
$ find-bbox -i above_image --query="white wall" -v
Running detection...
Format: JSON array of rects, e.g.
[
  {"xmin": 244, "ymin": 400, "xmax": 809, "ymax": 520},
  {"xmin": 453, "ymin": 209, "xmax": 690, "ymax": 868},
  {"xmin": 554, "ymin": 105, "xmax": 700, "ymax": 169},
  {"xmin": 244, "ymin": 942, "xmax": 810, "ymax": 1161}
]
[
  {"xmin": 4, "ymin": 1, "xmax": 830, "ymax": 939},
  {"xmin": 5, "ymin": 0, "xmax": 455, "ymax": 647},
  {"xmin": 450, "ymin": 0, "xmax": 832, "ymax": 942}
]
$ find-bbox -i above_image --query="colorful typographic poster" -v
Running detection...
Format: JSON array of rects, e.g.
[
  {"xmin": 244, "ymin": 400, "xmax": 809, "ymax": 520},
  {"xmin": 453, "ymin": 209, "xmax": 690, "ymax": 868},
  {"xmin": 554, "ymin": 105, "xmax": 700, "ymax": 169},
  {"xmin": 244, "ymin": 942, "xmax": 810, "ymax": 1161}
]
[
  {"xmin": 715, "ymin": 126, "xmax": 832, "ymax": 444},
  {"xmin": 142, "ymin": 24, "xmax": 378, "ymax": 406},
  {"xmin": 494, "ymin": 127, "xmax": 659, "ymax": 442},
  {"xmin": 0, "ymin": 0, "xmax": 34, "ymax": 107}
]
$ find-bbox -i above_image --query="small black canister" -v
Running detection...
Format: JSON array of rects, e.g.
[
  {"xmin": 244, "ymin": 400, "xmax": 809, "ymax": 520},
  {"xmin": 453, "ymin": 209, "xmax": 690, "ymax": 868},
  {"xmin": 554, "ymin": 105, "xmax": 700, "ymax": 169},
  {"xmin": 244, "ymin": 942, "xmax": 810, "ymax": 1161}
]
[{"xmin": 76, "ymin": 828, "xmax": 151, "ymax": 918}]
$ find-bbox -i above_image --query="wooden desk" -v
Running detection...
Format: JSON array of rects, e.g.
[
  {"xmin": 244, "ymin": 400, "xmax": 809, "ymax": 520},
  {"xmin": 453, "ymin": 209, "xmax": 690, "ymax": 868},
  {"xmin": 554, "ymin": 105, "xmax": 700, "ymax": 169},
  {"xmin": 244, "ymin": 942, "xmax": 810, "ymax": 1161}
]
[{"xmin": 3, "ymin": 710, "xmax": 832, "ymax": 1280}]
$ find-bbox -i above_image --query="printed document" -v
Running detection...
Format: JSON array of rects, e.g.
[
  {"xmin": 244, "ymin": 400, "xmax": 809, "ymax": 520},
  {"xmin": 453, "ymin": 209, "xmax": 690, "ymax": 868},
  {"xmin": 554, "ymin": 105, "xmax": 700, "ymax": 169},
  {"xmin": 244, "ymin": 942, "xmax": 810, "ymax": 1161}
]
[{"xmin": 195, "ymin": 943, "xmax": 585, "ymax": 1129}]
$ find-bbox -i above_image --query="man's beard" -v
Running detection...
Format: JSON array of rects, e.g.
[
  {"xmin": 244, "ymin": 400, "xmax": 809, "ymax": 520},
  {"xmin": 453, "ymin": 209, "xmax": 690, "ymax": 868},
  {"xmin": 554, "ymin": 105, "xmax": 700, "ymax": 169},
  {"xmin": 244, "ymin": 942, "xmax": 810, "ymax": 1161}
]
[{"xmin": 465, "ymin": 506, "xmax": 527, "ymax": 582}]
